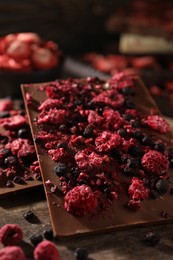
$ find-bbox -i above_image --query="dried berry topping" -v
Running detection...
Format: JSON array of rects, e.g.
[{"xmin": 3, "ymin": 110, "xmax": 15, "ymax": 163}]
[
  {"xmin": 128, "ymin": 145, "xmax": 142, "ymax": 157},
  {"xmin": 30, "ymin": 234, "xmax": 43, "ymax": 247},
  {"xmin": 128, "ymin": 177, "xmax": 149, "ymax": 200},
  {"xmin": 4, "ymin": 156, "xmax": 18, "ymax": 167},
  {"xmin": 147, "ymin": 115, "xmax": 171, "ymax": 133},
  {"xmin": 54, "ymin": 162, "xmax": 68, "ymax": 177},
  {"xmin": 144, "ymin": 232, "xmax": 160, "ymax": 246},
  {"xmin": 0, "ymin": 224, "xmax": 23, "ymax": 246},
  {"xmin": 64, "ymin": 185, "xmax": 98, "ymax": 216},
  {"xmin": 141, "ymin": 150, "xmax": 169, "ymax": 175},
  {"xmin": 18, "ymin": 128, "xmax": 29, "ymax": 139},
  {"xmin": 154, "ymin": 142, "xmax": 165, "ymax": 153},
  {"xmin": 155, "ymin": 179, "xmax": 169, "ymax": 194},
  {"xmin": 83, "ymin": 126, "xmax": 94, "ymax": 138},
  {"xmin": 74, "ymin": 247, "xmax": 88, "ymax": 260},
  {"xmin": 132, "ymin": 130, "xmax": 144, "ymax": 140},
  {"xmin": 141, "ymin": 136, "xmax": 154, "ymax": 147}
]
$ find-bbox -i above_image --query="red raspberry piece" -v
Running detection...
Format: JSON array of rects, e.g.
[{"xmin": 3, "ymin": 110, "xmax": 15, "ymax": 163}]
[
  {"xmin": 87, "ymin": 110, "xmax": 104, "ymax": 126},
  {"xmin": 127, "ymin": 199, "xmax": 141, "ymax": 211},
  {"xmin": 0, "ymin": 246, "xmax": 26, "ymax": 260},
  {"xmin": 37, "ymin": 108, "xmax": 69, "ymax": 125},
  {"xmin": 34, "ymin": 241, "xmax": 59, "ymax": 260},
  {"xmin": 0, "ymin": 224, "xmax": 23, "ymax": 246},
  {"xmin": 75, "ymin": 149, "xmax": 110, "ymax": 171},
  {"xmin": 147, "ymin": 115, "xmax": 171, "ymax": 133},
  {"xmin": 64, "ymin": 185, "xmax": 98, "ymax": 216},
  {"xmin": 92, "ymin": 89, "xmax": 124, "ymax": 108},
  {"xmin": 17, "ymin": 143, "xmax": 36, "ymax": 164},
  {"xmin": 32, "ymin": 47, "xmax": 58, "ymax": 69},
  {"xmin": 48, "ymin": 148, "xmax": 68, "ymax": 162},
  {"xmin": 103, "ymin": 108, "xmax": 124, "ymax": 127},
  {"xmin": 8, "ymin": 138, "xmax": 29, "ymax": 155},
  {"xmin": 95, "ymin": 131, "xmax": 122, "ymax": 152},
  {"xmin": 141, "ymin": 150, "xmax": 169, "ymax": 175},
  {"xmin": 128, "ymin": 177, "xmax": 149, "ymax": 200},
  {"xmin": 0, "ymin": 99, "xmax": 13, "ymax": 111},
  {"xmin": 0, "ymin": 115, "xmax": 27, "ymax": 130},
  {"xmin": 38, "ymin": 99, "xmax": 62, "ymax": 111}
]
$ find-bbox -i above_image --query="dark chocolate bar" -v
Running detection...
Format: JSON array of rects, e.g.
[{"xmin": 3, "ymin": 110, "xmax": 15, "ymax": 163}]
[{"xmin": 22, "ymin": 74, "xmax": 173, "ymax": 237}]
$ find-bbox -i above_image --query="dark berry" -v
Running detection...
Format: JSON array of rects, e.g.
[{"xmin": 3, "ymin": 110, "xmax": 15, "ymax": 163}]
[
  {"xmin": 142, "ymin": 136, "xmax": 154, "ymax": 147},
  {"xmin": 30, "ymin": 234, "xmax": 43, "ymax": 247},
  {"xmin": 97, "ymin": 107, "xmax": 103, "ymax": 115},
  {"xmin": 144, "ymin": 232, "xmax": 160, "ymax": 246},
  {"xmin": 128, "ymin": 145, "xmax": 142, "ymax": 157},
  {"xmin": 110, "ymin": 148, "xmax": 121, "ymax": 160},
  {"xmin": 71, "ymin": 167, "xmax": 80, "ymax": 177},
  {"xmin": 6, "ymin": 180, "xmax": 14, "ymax": 188},
  {"xmin": 124, "ymin": 98, "xmax": 136, "ymax": 109},
  {"xmin": 0, "ymin": 111, "xmax": 10, "ymax": 118},
  {"xmin": 83, "ymin": 126, "xmax": 94, "ymax": 137},
  {"xmin": 87, "ymin": 101, "xmax": 95, "ymax": 109},
  {"xmin": 43, "ymin": 228, "xmax": 53, "ymax": 240},
  {"xmin": 155, "ymin": 179, "xmax": 169, "ymax": 194},
  {"xmin": 123, "ymin": 114, "xmax": 133, "ymax": 121},
  {"xmin": 4, "ymin": 156, "xmax": 18, "ymax": 167},
  {"xmin": 34, "ymin": 137, "xmax": 41, "ymax": 144},
  {"xmin": 123, "ymin": 166, "xmax": 136, "ymax": 177},
  {"xmin": 168, "ymin": 147, "xmax": 173, "ymax": 160},
  {"xmin": 170, "ymin": 159, "xmax": 173, "ymax": 168},
  {"xmin": 23, "ymin": 210, "xmax": 35, "ymax": 221},
  {"xmin": 120, "ymin": 154, "xmax": 129, "ymax": 164},
  {"xmin": 154, "ymin": 142, "xmax": 165, "ymax": 153},
  {"xmin": 57, "ymin": 142, "xmax": 67, "ymax": 149},
  {"xmin": 18, "ymin": 128, "xmax": 29, "ymax": 139},
  {"xmin": 160, "ymin": 210, "xmax": 169, "ymax": 218},
  {"xmin": 132, "ymin": 130, "xmax": 144, "ymax": 140},
  {"xmin": 127, "ymin": 158, "xmax": 139, "ymax": 168},
  {"xmin": 54, "ymin": 162, "xmax": 68, "ymax": 176},
  {"xmin": 121, "ymin": 87, "xmax": 132, "ymax": 95},
  {"xmin": 74, "ymin": 99, "xmax": 83, "ymax": 106},
  {"xmin": 117, "ymin": 129, "xmax": 127, "ymax": 137},
  {"xmin": 149, "ymin": 190, "xmax": 159, "ymax": 199},
  {"xmin": 74, "ymin": 247, "xmax": 88, "ymax": 260},
  {"xmin": 0, "ymin": 148, "xmax": 11, "ymax": 159},
  {"xmin": 131, "ymin": 121, "xmax": 140, "ymax": 128},
  {"xmin": 13, "ymin": 176, "xmax": 25, "ymax": 184},
  {"xmin": 59, "ymin": 124, "xmax": 66, "ymax": 132}
]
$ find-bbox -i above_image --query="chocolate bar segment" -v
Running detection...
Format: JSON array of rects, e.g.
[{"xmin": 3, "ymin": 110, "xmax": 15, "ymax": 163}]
[{"xmin": 22, "ymin": 74, "xmax": 173, "ymax": 237}]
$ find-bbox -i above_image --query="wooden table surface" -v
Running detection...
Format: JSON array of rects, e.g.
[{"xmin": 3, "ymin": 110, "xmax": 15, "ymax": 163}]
[{"xmin": 0, "ymin": 118, "xmax": 173, "ymax": 260}]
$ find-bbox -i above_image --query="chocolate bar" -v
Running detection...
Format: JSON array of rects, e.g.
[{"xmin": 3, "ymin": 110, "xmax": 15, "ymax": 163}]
[
  {"xmin": 0, "ymin": 98, "xmax": 42, "ymax": 198},
  {"xmin": 22, "ymin": 74, "xmax": 173, "ymax": 237}
]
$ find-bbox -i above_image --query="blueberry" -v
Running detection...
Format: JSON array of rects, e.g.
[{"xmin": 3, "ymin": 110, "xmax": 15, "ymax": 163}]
[
  {"xmin": 121, "ymin": 87, "xmax": 132, "ymax": 95},
  {"xmin": 74, "ymin": 99, "xmax": 83, "ymax": 106},
  {"xmin": 57, "ymin": 142, "xmax": 67, "ymax": 149},
  {"xmin": 150, "ymin": 190, "xmax": 159, "ymax": 199},
  {"xmin": 131, "ymin": 121, "xmax": 140, "ymax": 128},
  {"xmin": 74, "ymin": 247, "xmax": 88, "ymax": 260},
  {"xmin": 0, "ymin": 111, "xmax": 10, "ymax": 118},
  {"xmin": 132, "ymin": 130, "xmax": 144, "ymax": 140},
  {"xmin": 83, "ymin": 126, "xmax": 94, "ymax": 137},
  {"xmin": 128, "ymin": 146, "xmax": 142, "ymax": 157},
  {"xmin": 123, "ymin": 114, "xmax": 133, "ymax": 121},
  {"xmin": 54, "ymin": 162, "xmax": 68, "ymax": 176},
  {"xmin": 110, "ymin": 148, "xmax": 121, "ymax": 160},
  {"xmin": 127, "ymin": 158, "xmax": 139, "ymax": 168},
  {"xmin": 59, "ymin": 124, "xmax": 67, "ymax": 132},
  {"xmin": 30, "ymin": 234, "xmax": 43, "ymax": 247},
  {"xmin": 23, "ymin": 210, "xmax": 35, "ymax": 221},
  {"xmin": 4, "ymin": 156, "xmax": 18, "ymax": 167},
  {"xmin": 170, "ymin": 159, "xmax": 173, "ymax": 169},
  {"xmin": 124, "ymin": 98, "xmax": 136, "ymax": 109},
  {"xmin": 154, "ymin": 142, "xmax": 165, "ymax": 153},
  {"xmin": 6, "ymin": 180, "xmax": 14, "ymax": 188},
  {"xmin": 123, "ymin": 166, "xmax": 136, "ymax": 176},
  {"xmin": 120, "ymin": 155, "xmax": 129, "ymax": 164},
  {"xmin": 0, "ymin": 148, "xmax": 11, "ymax": 158},
  {"xmin": 43, "ymin": 228, "xmax": 53, "ymax": 240},
  {"xmin": 144, "ymin": 232, "xmax": 160, "ymax": 246},
  {"xmin": 117, "ymin": 129, "xmax": 127, "ymax": 137},
  {"xmin": 13, "ymin": 176, "xmax": 25, "ymax": 184},
  {"xmin": 156, "ymin": 179, "xmax": 169, "ymax": 194},
  {"xmin": 142, "ymin": 136, "xmax": 154, "ymax": 147},
  {"xmin": 18, "ymin": 128, "xmax": 29, "ymax": 139}
]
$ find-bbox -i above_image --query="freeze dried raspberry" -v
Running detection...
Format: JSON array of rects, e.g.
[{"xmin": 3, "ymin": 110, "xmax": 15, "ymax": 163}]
[
  {"xmin": 141, "ymin": 150, "xmax": 169, "ymax": 175},
  {"xmin": 75, "ymin": 149, "xmax": 110, "ymax": 171},
  {"xmin": 87, "ymin": 110, "xmax": 104, "ymax": 126},
  {"xmin": 34, "ymin": 240, "xmax": 59, "ymax": 260},
  {"xmin": 103, "ymin": 108, "xmax": 124, "ymax": 127},
  {"xmin": 8, "ymin": 138, "xmax": 29, "ymax": 155},
  {"xmin": 92, "ymin": 89, "xmax": 124, "ymax": 108},
  {"xmin": 37, "ymin": 108, "xmax": 69, "ymax": 125},
  {"xmin": 128, "ymin": 177, "xmax": 149, "ymax": 200},
  {"xmin": 0, "ymin": 99, "xmax": 13, "ymax": 111},
  {"xmin": 38, "ymin": 99, "xmax": 63, "ymax": 111},
  {"xmin": 127, "ymin": 199, "xmax": 141, "ymax": 211},
  {"xmin": 0, "ymin": 224, "xmax": 23, "ymax": 246},
  {"xmin": 48, "ymin": 148, "xmax": 68, "ymax": 162},
  {"xmin": 0, "ymin": 115, "xmax": 27, "ymax": 130},
  {"xmin": 0, "ymin": 246, "xmax": 26, "ymax": 260},
  {"xmin": 95, "ymin": 131, "xmax": 122, "ymax": 152},
  {"xmin": 17, "ymin": 143, "xmax": 36, "ymax": 165},
  {"xmin": 147, "ymin": 115, "xmax": 171, "ymax": 133},
  {"xmin": 64, "ymin": 185, "xmax": 98, "ymax": 216}
]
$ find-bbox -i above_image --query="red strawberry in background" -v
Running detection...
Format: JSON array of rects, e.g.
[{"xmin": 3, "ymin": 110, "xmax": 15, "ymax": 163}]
[{"xmin": 32, "ymin": 47, "xmax": 58, "ymax": 69}]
